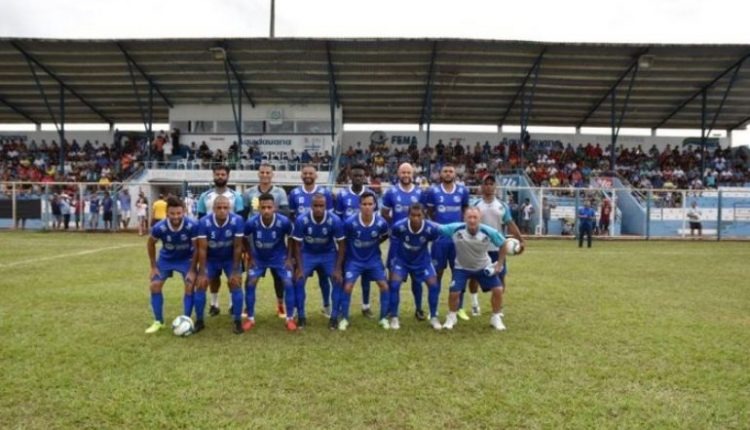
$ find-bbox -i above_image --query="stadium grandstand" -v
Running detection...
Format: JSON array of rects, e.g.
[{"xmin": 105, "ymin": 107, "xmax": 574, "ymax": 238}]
[{"xmin": 1, "ymin": 38, "xmax": 749, "ymax": 238}]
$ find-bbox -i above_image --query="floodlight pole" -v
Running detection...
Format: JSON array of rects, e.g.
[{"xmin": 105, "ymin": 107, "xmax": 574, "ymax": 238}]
[{"xmin": 59, "ymin": 84, "xmax": 65, "ymax": 170}]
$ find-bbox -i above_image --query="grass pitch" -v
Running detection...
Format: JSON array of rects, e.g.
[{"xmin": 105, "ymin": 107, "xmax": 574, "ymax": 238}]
[{"xmin": 0, "ymin": 231, "xmax": 748, "ymax": 429}]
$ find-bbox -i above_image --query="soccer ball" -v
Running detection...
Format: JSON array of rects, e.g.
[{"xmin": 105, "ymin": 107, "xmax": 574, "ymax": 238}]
[
  {"xmin": 505, "ymin": 238, "xmax": 522, "ymax": 256},
  {"xmin": 171, "ymin": 315, "xmax": 194, "ymax": 337}
]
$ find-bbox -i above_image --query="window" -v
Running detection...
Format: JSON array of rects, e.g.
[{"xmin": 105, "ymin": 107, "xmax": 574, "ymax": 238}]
[
  {"xmin": 267, "ymin": 121, "xmax": 294, "ymax": 134},
  {"xmin": 296, "ymin": 121, "xmax": 331, "ymax": 134},
  {"xmin": 170, "ymin": 121, "xmax": 189, "ymax": 133},
  {"xmin": 216, "ymin": 121, "xmax": 237, "ymax": 133},
  {"xmin": 243, "ymin": 121, "xmax": 264, "ymax": 133},
  {"xmin": 191, "ymin": 121, "xmax": 213, "ymax": 133}
]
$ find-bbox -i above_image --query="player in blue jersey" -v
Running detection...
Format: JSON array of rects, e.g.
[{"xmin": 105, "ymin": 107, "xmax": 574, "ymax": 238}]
[
  {"xmin": 144, "ymin": 196, "xmax": 200, "ymax": 334},
  {"xmin": 196, "ymin": 196, "xmax": 245, "ymax": 334},
  {"xmin": 422, "ymin": 164, "xmax": 470, "ymax": 318},
  {"xmin": 334, "ymin": 163, "xmax": 376, "ymax": 318},
  {"xmin": 388, "ymin": 203, "xmax": 443, "ymax": 330},
  {"xmin": 243, "ymin": 193, "xmax": 296, "ymax": 331},
  {"xmin": 195, "ymin": 165, "xmax": 245, "ymax": 317},
  {"xmin": 288, "ymin": 164, "xmax": 335, "ymax": 316},
  {"xmin": 381, "ymin": 162, "xmax": 427, "ymax": 321},
  {"xmin": 292, "ymin": 193, "xmax": 346, "ymax": 330},
  {"xmin": 461, "ymin": 174, "xmax": 525, "ymax": 317},
  {"xmin": 439, "ymin": 207, "xmax": 511, "ymax": 331},
  {"xmin": 339, "ymin": 192, "xmax": 391, "ymax": 331}
]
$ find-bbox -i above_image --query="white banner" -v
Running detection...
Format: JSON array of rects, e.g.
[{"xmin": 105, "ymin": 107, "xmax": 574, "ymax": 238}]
[{"xmin": 183, "ymin": 134, "xmax": 336, "ymax": 155}]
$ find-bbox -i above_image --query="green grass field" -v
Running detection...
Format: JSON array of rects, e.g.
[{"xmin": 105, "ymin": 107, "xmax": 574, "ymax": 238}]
[{"xmin": 0, "ymin": 231, "xmax": 748, "ymax": 429}]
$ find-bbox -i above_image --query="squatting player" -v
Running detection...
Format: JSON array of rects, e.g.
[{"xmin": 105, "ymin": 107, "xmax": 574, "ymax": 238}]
[
  {"xmin": 339, "ymin": 192, "xmax": 390, "ymax": 331},
  {"xmin": 144, "ymin": 196, "xmax": 200, "ymax": 334},
  {"xmin": 292, "ymin": 193, "xmax": 346, "ymax": 330},
  {"xmin": 196, "ymin": 196, "xmax": 245, "ymax": 334},
  {"xmin": 439, "ymin": 207, "xmax": 510, "ymax": 331},
  {"xmin": 243, "ymin": 193, "xmax": 296, "ymax": 331},
  {"xmin": 388, "ymin": 203, "xmax": 443, "ymax": 330}
]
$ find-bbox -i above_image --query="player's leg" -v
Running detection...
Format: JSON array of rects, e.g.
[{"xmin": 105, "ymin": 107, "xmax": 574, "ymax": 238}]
[
  {"xmin": 224, "ymin": 263, "xmax": 244, "ymax": 333},
  {"xmin": 443, "ymin": 269, "xmax": 468, "ymax": 330},
  {"xmin": 360, "ymin": 272, "xmax": 373, "ymax": 318},
  {"xmin": 208, "ymin": 275, "xmax": 222, "ymax": 316},
  {"xmin": 417, "ymin": 261, "xmax": 441, "ymax": 330},
  {"xmin": 145, "ymin": 263, "xmax": 171, "ymax": 333},
  {"xmin": 586, "ymin": 225, "xmax": 593, "ymax": 248},
  {"xmin": 387, "ymin": 261, "xmax": 406, "ymax": 329},
  {"xmin": 243, "ymin": 267, "xmax": 263, "ymax": 332},
  {"xmin": 316, "ymin": 267, "xmax": 331, "ymax": 316},
  {"xmin": 478, "ymin": 271, "xmax": 505, "ymax": 331},
  {"xmin": 431, "ymin": 239, "xmax": 450, "ymax": 320},
  {"xmin": 338, "ymin": 262, "xmax": 363, "ymax": 330},
  {"xmin": 271, "ymin": 270, "xmax": 286, "ymax": 318},
  {"xmin": 193, "ymin": 277, "xmax": 207, "ymax": 332},
  {"xmin": 271, "ymin": 266, "xmax": 297, "ymax": 331}
]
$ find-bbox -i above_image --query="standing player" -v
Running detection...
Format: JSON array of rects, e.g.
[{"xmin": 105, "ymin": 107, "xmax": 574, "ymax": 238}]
[
  {"xmin": 196, "ymin": 165, "xmax": 244, "ymax": 316},
  {"xmin": 292, "ymin": 193, "xmax": 346, "ymax": 329},
  {"xmin": 422, "ymin": 164, "xmax": 470, "ymax": 319},
  {"xmin": 334, "ymin": 163, "xmax": 375, "ymax": 318},
  {"xmin": 381, "ymin": 162, "xmax": 426, "ymax": 320},
  {"xmin": 144, "ymin": 196, "xmax": 200, "ymax": 334},
  {"xmin": 196, "ymin": 196, "xmax": 245, "ymax": 334},
  {"xmin": 288, "ymin": 164, "xmax": 335, "ymax": 316},
  {"xmin": 339, "ymin": 192, "xmax": 390, "ymax": 331},
  {"xmin": 439, "ymin": 207, "xmax": 510, "ymax": 331},
  {"xmin": 460, "ymin": 174, "xmax": 524, "ymax": 317},
  {"xmin": 243, "ymin": 193, "xmax": 296, "ymax": 331},
  {"xmin": 243, "ymin": 162, "xmax": 290, "ymax": 318},
  {"xmin": 388, "ymin": 203, "xmax": 443, "ymax": 330}
]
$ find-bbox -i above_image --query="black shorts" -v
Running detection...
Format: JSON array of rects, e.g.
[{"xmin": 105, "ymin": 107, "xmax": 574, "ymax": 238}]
[
  {"xmin": 103, "ymin": 212, "xmax": 113, "ymax": 222},
  {"xmin": 689, "ymin": 221, "xmax": 701, "ymax": 229}
]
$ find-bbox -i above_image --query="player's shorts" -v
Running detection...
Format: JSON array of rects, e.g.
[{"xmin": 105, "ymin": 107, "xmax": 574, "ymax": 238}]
[
  {"xmin": 301, "ymin": 251, "xmax": 337, "ymax": 279},
  {"xmin": 449, "ymin": 267, "xmax": 503, "ymax": 293},
  {"xmin": 103, "ymin": 212, "xmax": 113, "ymax": 222},
  {"xmin": 431, "ymin": 237, "xmax": 456, "ymax": 271},
  {"xmin": 153, "ymin": 258, "xmax": 192, "ymax": 282},
  {"xmin": 345, "ymin": 258, "xmax": 386, "ymax": 285},
  {"xmin": 206, "ymin": 259, "xmax": 235, "ymax": 280},
  {"xmin": 248, "ymin": 259, "xmax": 292, "ymax": 285},
  {"xmin": 389, "ymin": 256, "xmax": 436, "ymax": 284},
  {"xmin": 488, "ymin": 251, "xmax": 507, "ymax": 279},
  {"xmin": 121, "ymin": 210, "xmax": 131, "ymax": 218},
  {"xmin": 689, "ymin": 221, "xmax": 702, "ymax": 229}
]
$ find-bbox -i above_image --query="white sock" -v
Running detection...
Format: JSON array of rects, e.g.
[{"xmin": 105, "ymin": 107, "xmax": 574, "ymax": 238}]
[
  {"xmin": 471, "ymin": 293, "xmax": 480, "ymax": 307},
  {"xmin": 362, "ymin": 303, "xmax": 370, "ymax": 310},
  {"xmin": 492, "ymin": 312, "xmax": 502, "ymax": 319},
  {"xmin": 210, "ymin": 293, "xmax": 219, "ymax": 307},
  {"xmin": 447, "ymin": 311, "xmax": 457, "ymax": 320}
]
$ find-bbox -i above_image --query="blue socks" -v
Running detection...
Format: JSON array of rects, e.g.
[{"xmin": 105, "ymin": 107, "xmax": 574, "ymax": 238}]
[
  {"xmin": 194, "ymin": 290, "xmax": 206, "ymax": 321},
  {"xmin": 411, "ymin": 279, "xmax": 423, "ymax": 312},
  {"xmin": 388, "ymin": 280, "xmax": 402, "ymax": 317},
  {"xmin": 284, "ymin": 282, "xmax": 296, "ymax": 319},
  {"xmin": 244, "ymin": 284, "xmax": 256, "ymax": 319},
  {"xmin": 379, "ymin": 289, "xmax": 390, "ymax": 320},
  {"xmin": 427, "ymin": 283, "xmax": 440, "ymax": 318},
  {"xmin": 231, "ymin": 288, "xmax": 243, "ymax": 322},
  {"xmin": 150, "ymin": 292, "xmax": 164, "ymax": 323},
  {"xmin": 182, "ymin": 293, "xmax": 194, "ymax": 318},
  {"xmin": 294, "ymin": 279, "xmax": 307, "ymax": 320},
  {"xmin": 361, "ymin": 274, "xmax": 371, "ymax": 307}
]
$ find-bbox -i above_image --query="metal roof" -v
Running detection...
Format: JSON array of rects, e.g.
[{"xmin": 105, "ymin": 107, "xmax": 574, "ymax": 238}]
[{"xmin": 1, "ymin": 38, "xmax": 749, "ymax": 131}]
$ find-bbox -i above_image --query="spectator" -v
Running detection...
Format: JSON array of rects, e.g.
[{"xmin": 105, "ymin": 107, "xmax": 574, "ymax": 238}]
[
  {"xmin": 520, "ymin": 198, "xmax": 535, "ymax": 234},
  {"xmin": 102, "ymin": 191, "xmax": 114, "ymax": 230},
  {"xmin": 687, "ymin": 201, "xmax": 702, "ymax": 237},
  {"xmin": 152, "ymin": 194, "xmax": 167, "ymax": 227}
]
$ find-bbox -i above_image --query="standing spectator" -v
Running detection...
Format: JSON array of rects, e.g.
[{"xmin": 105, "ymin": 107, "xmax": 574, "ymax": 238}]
[
  {"xmin": 102, "ymin": 191, "xmax": 114, "ymax": 230},
  {"xmin": 687, "ymin": 201, "xmax": 702, "ymax": 237},
  {"xmin": 89, "ymin": 193, "xmax": 101, "ymax": 230},
  {"xmin": 50, "ymin": 194, "xmax": 62, "ymax": 230},
  {"xmin": 577, "ymin": 199, "xmax": 596, "ymax": 248},
  {"xmin": 520, "ymin": 198, "xmax": 535, "ymax": 234},
  {"xmin": 542, "ymin": 198, "xmax": 556, "ymax": 235},
  {"xmin": 118, "ymin": 189, "xmax": 132, "ymax": 229},
  {"xmin": 599, "ymin": 199, "xmax": 612, "ymax": 236},
  {"xmin": 73, "ymin": 195, "xmax": 83, "ymax": 230},
  {"xmin": 60, "ymin": 194, "xmax": 71, "ymax": 230},
  {"xmin": 136, "ymin": 194, "xmax": 148, "ymax": 235},
  {"xmin": 152, "ymin": 194, "xmax": 167, "ymax": 227}
]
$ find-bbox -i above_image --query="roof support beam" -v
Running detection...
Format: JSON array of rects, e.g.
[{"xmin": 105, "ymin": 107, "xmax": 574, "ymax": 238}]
[
  {"xmin": 116, "ymin": 42, "xmax": 173, "ymax": 108},
  {"xmin": 728, "ymin": 114, "xmax": 750, "ymax": 132},
  {"xmin": 0, "ymin": 95, "xmax": 40, "ymax": 125},
  {"xmin": 10, "ymin": 41, "xmax": 114, "ymax": 126},
  {"xmin": 217, "ymin": 42, "xmax": 256, "ymax": 108},
  {"xmin": 327, "ymin": 41, "xmax": 340, "ymax": 142},
  {"xmin": 419, "ymin": 42, "xmax": 438, "ymax": 148},
  {"xmin": 577, "ymin": 48, "xmax": 648, "ymax": 129},
  {"xmin": 652, "ymin": 51, "xmax": 750, "ymax": 130},
  {"xmin": 499, "ymin": 48, "xmax": 546, "ymax": 126}
]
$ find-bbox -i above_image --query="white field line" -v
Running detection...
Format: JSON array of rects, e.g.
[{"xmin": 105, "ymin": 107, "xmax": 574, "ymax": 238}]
[{"xmin": 0, "ymin": 244, "xmax": 140, "ymax": 269}]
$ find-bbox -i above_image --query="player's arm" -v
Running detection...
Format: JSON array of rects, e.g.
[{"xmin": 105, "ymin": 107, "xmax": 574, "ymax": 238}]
[
  {"xmin": 147, "ymin": 235, "xmax": 159, "ymax": 279},
  {"xmin": 481, "ymin": 224, "xmax": 509, "ymax": 272},
  {"xmin": 196, "ymin": 193, "xmax": 206, "ymax": 219},
  {"xmin": 333, "ymin": 238, "xmax": 346, "ymax": 285},
  {"xmin": 187, "ymin": 238, "xmax": 199, "ymax": 285},
  {"xmin": 380, "ymin": 190, "xmax": 393, "ymax": 223},
  {"xmin": 230, "ymin": 236, "xmax": 243, "ymax": 287},
  {"xmin": 277, "ymin": 189, "xmax": 290, "ymax": 218},
  {"xmin": 196, "ymin": 237, "xmax": 208, "ymax": 289},
  {"xmin": 437, "ymin": 222, "xmax": 464, "ymax": 237},
  {"xmin": 506, "ymin": 220, "xmax": 525, "ymax": 254},
  {"xmin": 288, "ymin": 237, "xmax": 302, "ymax": 279}
]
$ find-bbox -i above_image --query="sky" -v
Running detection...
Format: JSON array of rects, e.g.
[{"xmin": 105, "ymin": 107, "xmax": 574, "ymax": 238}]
[{"xmin": 2, "ymin": 0, "xmax": 749, "ymax": 142}]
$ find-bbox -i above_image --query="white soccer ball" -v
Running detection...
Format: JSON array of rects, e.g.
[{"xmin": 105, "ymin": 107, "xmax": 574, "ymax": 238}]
[
  {"xmin": 505, "ymin": 238, "xmax": 522, "ymax": 256},
  {"xmin": 171, "ymin": 315, "xmax": 194, "ymax": 337}
]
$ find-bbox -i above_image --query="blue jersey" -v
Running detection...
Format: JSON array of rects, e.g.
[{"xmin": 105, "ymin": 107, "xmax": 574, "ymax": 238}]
[
  {"xmin": 292, "ymin": 210, "xmax": 345, "ymax": 254},
  {"xmin": 334, "ymin": 186, "xmax": 376, "ymax": 219},
  {"xmin": 196, "ymin": 187, "xmax": 244, "ymax": 216},
  {"xmin": 288, "ymin": 185, "xmax": 334, "ymax": 217},
  {"xmin": 422, "ymin": 184, "xmax": 470, "ymax": 225},
  {"xmin": 578, "ymin": 207, "xmax": 596, "ymax": 228},
  {"xmin": 197, "ymin": 213, "xmax": 245, "ymax": 262},
  {"xmin": 244, "ymin": 213, "xmax": 293, "ymax": 262},
  {"xmin": 151, "ymin": 218, "xmax": 199, "ymax": 262},
  {"xmin": 390, "ymin": 218, "xmax": 440, "ymax": 263},
  {"xmin": 89, "ymin": 197, "xmax": 100, "ymax": 213},
  {"xmin": 382, "ymin": 184, "xmax": 423, "ymax": 225},
  {"xmin": 343, "ymin": 213, "xmax": 390, "ymax": 263}
]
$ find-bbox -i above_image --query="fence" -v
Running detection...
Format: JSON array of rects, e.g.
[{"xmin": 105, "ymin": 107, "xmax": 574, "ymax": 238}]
[{"xmin": 1, "ymin": 180, "xmax": 749, "ymax": 240}]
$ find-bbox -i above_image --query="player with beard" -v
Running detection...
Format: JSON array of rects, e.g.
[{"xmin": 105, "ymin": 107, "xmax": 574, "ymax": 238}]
[
  {"xmin": 381, "ymin": 163, "xmax": 426, "ymax": 321},
  {"xmin": 288, "ymin": 164, "xmax": 335, "ymax": 317},
  {"xmin": 334, "ymin": 163, "xmax": 377, "ymax": 318},
  {"xmin": 196, "ymin": 165, "xmax": 244, "ymax": 317},
  {"xmin": 422, "ymin": 164, "xmax": 470, "ymax": 319}
]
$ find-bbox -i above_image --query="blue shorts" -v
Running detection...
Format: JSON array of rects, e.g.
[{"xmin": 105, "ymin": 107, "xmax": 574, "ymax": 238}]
[
  {"xmin": 488, "ymin": 251, "xmax": 507, "ymax": 279},
  {"xmin": 301, "ymin": 251, "xmax": 336, "ymax": 279},
  {"xmin": 431, "ymin": 237, "xmax": 456, "ymax": 272},
  {"xmin": 248, "ymin": 259, "xmax": 292, "ymax": 285},
  {"xmin": 389, "ymin": 257, "xmax": 436, "ymax": 284},
  {"xmin": 153, "ymin": 258, "xmax": 192, "ymax": 282},
  {"xmin": 449, "ymin": 268, "xmax": 503, "ymax": 293},
  {"xmin": 345, "ymin": 259, "xmax": 386, "ymax": 285},
  {"xmin": 206, "ymin": 260, "xmax": 235, "ymax": 280}
]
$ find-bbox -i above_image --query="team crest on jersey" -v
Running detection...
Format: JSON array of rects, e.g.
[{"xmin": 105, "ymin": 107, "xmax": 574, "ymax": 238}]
[
  {"xmin": 166, "ymin": 235, "xmax": 172, "ymax": 242},
  {"xmin": 271, "ymin": 231, "xmax": 277, "ymax": 239},
  {"xmin": 410, "ymin": 196, "xmax": 418, "ymax": 203},
  {"xmin": 370, "ymin": 230, "xmax": 377, "ymax": 238},
  {"xmin": 453, "ymin": 196, "xmax": 460, "ymax": 203},
  {"xmin": 322, "ymin": 227, "xmax": 328, "ymax": 235},
  {"xmin": 419, "ymin": 237, "xmax": 426, "ymax": 243},
  {"xmin": 298, "ymin": 197, "xmax": 305, "ymax": 204},
  {"xmin": 307, "ymin": 227, "xmax": 313, "ymax": 235},
  {"xmin": 225, "ymin": 230, "xmax": 231, "ymax": 237},
  {"xmin": 180, "ymin": 234, "xmax": 188, "ymax": 241},
  {"xmin": 210, "ymin": 232, "xmax": 216, "ymax": 239}
]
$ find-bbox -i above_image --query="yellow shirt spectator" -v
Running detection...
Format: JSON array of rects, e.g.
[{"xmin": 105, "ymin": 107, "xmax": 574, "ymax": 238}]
[{"xmin": 152, "ymin": 196, "xmax": 167, "ymax": 222}]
